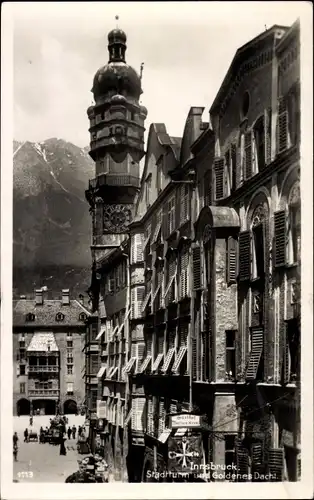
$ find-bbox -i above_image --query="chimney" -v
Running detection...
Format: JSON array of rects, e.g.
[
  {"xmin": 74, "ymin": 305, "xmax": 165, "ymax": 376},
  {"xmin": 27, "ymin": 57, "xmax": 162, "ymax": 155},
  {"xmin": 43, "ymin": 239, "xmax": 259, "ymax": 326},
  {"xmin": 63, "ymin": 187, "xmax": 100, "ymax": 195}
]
[
  {"xmin": 62, "ymin": 289, "xmax": 70, "ymax": 306},
  {"xmin": 79, "ymin": 294, "xmax": 85, "ymax": 306},
  {"xmin": 35, "ymin": 289, "xmax": 43, "ymax": 306}
]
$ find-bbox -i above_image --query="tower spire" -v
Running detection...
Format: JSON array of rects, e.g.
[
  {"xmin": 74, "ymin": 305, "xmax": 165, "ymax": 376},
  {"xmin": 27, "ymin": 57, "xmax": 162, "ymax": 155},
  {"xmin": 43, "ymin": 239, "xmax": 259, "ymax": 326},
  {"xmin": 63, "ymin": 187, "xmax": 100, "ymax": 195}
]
[{"xmin": 115, "ymin": 15, "xmax": 119, "ymax": 28}]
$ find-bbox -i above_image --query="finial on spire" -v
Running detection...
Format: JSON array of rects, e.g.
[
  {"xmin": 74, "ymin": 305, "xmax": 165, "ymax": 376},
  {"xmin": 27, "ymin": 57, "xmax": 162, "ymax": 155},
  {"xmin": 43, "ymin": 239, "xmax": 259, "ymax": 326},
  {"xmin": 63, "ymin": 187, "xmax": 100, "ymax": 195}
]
[
  {"xmin": 115, "ymin": 15, "xmax": 119, "ymax": 28},
  {"xmin": 140, "ymin": 62, "xmax": 144, "ymax": 80}
]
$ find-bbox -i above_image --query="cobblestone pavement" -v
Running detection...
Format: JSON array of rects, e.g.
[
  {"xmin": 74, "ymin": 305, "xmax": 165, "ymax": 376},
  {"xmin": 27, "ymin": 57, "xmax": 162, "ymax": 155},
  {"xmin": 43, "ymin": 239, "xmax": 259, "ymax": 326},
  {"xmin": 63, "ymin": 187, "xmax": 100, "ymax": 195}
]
[{"xmin": 13, "ymin": 415, "xmax": 86, "ymax": 483}]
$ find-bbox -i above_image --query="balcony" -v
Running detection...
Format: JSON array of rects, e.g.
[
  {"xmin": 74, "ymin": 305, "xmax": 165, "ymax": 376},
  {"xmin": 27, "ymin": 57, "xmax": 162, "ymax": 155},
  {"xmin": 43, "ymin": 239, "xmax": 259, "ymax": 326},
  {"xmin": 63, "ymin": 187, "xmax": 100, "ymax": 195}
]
[
  {"xmin": 28, "ymin": 389, "xmax": 60, "ymax": 397},
  {"xmin": 88, "ymin": 173, "xmax": 140, "ymax": 191},
  {"xmin": 28, "ymin": 365, "xmax": 59, "ymax": 373}
]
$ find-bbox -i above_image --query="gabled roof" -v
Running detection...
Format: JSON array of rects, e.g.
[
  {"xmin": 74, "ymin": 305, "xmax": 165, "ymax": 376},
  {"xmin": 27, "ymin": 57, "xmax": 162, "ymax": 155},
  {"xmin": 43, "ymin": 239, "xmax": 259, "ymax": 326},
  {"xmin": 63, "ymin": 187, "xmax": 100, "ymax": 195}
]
[
  {"xmin": 210, "ymin": 24, "xmax": 290, "ymax": 113},
  {"xmin": 13, "ymin": 299, "xmax": 91, "ymax": 327}
]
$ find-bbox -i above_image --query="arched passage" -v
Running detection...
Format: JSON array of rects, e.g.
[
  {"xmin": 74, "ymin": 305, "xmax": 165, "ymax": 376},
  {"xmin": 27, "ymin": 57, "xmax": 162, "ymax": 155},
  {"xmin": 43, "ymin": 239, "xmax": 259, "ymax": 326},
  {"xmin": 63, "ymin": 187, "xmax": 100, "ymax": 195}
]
[
  {"xmin": 32, "ymin": 399, "xmax": 56, "ymax": 415},
  {"xmin": 17, "ymin": 398, "xmax": 30, "ymax": 416},
  {"xmin": 64, "ymin": 399, "xmax": 77, "ymax": 414}
]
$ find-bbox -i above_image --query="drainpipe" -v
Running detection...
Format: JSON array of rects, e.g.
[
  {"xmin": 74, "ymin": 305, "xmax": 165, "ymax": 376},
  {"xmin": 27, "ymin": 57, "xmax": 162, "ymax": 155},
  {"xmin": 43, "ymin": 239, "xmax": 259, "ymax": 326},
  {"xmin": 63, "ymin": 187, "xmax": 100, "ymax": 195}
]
[
  {"xmin": 123, "ymin": 249, "xmax": 131, "ymax": 481},
  {"xmin": 189, "ymin": 181, "xmax": 197, "ymax": 412}
]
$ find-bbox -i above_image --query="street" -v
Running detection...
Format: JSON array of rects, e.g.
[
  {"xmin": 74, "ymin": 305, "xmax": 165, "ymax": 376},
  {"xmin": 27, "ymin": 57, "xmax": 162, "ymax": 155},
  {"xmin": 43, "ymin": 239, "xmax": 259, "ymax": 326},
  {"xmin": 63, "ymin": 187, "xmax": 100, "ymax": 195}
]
[{"xmin": 13, "ymin": 415, "xmax": 86, "ymax": 483}]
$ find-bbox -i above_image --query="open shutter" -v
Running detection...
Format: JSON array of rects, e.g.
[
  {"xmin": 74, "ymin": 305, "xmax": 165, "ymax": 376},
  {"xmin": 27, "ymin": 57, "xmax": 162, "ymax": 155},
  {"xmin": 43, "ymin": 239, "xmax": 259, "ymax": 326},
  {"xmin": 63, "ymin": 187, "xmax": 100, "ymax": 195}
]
[
  {"xmin": 268, "ymin": 448, "xmax": 284, "ymax": 478},
  {"xmin": 235, "ymin": 442, "xmax": 249, "ymax": 477},
  {"xmin": 227, "ymin": 236, "xmax": 238, "ymax": 284},
  {"xmin": 147, "ymin": 397, "xmax": 154, "ymax": 435},
  {"xmin": 192, "ymin": 247, "xmax": 202, "ymax": 290},
  {"xmin": 236, "ymin": 140, "xmax": 242, "ymax": 188},
  {"xmin": 277, "ymin": 97, "xmax": 289, "ymax": 153},
  {"xmin": 204, "ymin": 170, "xmax": 212, "ymax": 206},
  {"xmin": 136, "ymin": 234, "xmax": 144, "ymax": 262},
  {"xmin": 246, "ymin": 327, "xmax": 264, "ymax": 380},
  {"xmin": 231, "ymin": 143, "xmax": 237, "ymax": 192},
  {"xmin": 264, "ymin": 108, "xmax": 271, "ymax": 165},
  {"xmin": 252, "ymin": 442, "xmax": 263, "ymax": 467},
  {"xmin": 281, "ymin": 326, "xmax": 290, "ymax": 384},
  {"xmin": 158, "ymin": 399, "xmax": 165, "ymax": 435},
  {"xmin": 244, "ymin": 130, "xmax": 253, "ymax": 180},
  {"xmin": 192, "ymin": 336, "xmax": 197, "ymax": 380},
  {"xmin": 214, "ymin": 158, "xmax": 224, "ymax": 200},
  {"xmin": 238, "ymin": 231, "xmax": 251, "ymax": 281},
  {"xmin": 274, "ymin": 210, "xmax": 286, "ymax": 267}
]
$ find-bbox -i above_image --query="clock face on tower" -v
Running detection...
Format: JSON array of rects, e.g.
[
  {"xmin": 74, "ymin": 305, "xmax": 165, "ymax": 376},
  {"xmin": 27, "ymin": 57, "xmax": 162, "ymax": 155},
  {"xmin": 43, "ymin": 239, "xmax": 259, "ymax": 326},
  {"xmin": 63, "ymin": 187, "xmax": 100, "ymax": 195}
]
[{"xmin": 103, "ymin": 204, "xmax": 132, "ymax": 233}]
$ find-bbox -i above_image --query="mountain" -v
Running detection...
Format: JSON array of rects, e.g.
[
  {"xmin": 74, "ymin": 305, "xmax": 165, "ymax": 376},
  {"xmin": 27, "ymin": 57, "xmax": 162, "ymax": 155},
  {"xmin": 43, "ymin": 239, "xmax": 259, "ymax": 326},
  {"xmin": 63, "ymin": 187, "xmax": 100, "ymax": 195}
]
[{"xmin": 13, "ymin": 138, "xmax": 94, "ymax": 298}]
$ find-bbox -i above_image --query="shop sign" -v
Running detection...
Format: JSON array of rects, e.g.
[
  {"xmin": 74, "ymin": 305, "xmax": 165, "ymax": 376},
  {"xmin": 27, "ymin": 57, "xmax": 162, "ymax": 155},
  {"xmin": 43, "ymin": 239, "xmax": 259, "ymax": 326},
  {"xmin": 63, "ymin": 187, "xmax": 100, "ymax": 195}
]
[
  {"xmin": 170, "ymin": 414, "xmax": 201, "ymax": 428},
  {"xmin": 168, "ymin": 433, "xmax": 203, "ymax": 473}
]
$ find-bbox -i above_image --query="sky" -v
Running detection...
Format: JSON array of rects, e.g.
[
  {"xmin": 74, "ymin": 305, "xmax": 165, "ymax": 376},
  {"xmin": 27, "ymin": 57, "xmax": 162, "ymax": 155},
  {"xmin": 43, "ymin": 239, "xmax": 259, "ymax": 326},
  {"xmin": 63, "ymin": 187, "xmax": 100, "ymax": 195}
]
[{"xmin": 12, "ymin": 1, "xmax": 304, "ymax": 148}]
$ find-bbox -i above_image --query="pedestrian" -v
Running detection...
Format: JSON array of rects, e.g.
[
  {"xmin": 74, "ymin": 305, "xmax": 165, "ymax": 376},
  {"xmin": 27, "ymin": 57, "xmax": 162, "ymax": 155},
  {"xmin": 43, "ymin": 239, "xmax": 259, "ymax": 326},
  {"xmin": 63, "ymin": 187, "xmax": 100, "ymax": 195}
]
[
  {"xmin": 29, "ymin": 416, "xmax": 33, "ymax": 427},
  {"xmin": 13, "ymin": 432, "xmax": 19, "ymax": 447},
  {"xmin": 24, "ymin": 428, "xmax": 28, "ymax": 443},
  {"xmin": 72, "ymin": 425, "xmax": 77, "ymax": 440},
  {"xmin": 67, "ymin": 427, "xmax": 72, "ymax": 440},
  {"xmin": 59, "ymin": 432, "xmax": 67, "ymax": 456},
  {"xmin": 78, "ymin": 426, "xmax": 82, "ymax": 438}
]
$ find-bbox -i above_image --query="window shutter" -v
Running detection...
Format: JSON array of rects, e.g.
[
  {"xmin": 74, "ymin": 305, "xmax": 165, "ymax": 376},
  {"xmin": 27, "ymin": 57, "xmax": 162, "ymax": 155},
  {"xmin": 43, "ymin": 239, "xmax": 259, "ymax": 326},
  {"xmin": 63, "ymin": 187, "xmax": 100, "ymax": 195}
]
[
  {"xmin": 135, "ymin": 234, "xmax": 144, "ymax": 262},
  {"xmin": 214, "ymin": 158, "xmax": 224, "ymax": 200},
  {"xmin": 131, "ymin": 398, "xmax": 145, "ymax": 431},
  {"xmin": 192, "ymin": 247, "xmax": 202, "ymax": 290},
  {"xmin": 180, "ymin": 248, "xmax": 189, "ymax": 299},
  {"xmin": 268, "ymin": 448, "xmax": 284, "ymax": 476},
  {"xmin": 244, "ymin": 130, "xmax": 253, "ymax": 180},
  {"xmin": 163, "ymin": 208, "xmax": 169, "ymax": 239},
  {"xmin": 236, "ymin": 141, "xmax": 242, "ymax": 188},
  {"xmin": 274, "ymin": 210, "xmax": 286, "ymax": 267},
  {"xmin": 252, "ymin": 443, "xmax": 263, "ymax": 467},
  {"xmin": 192, "ymin": 336, "xmax": 197, "ymax": 380},
  {"xmin": 180, "ymin": 324, "xmax": 189, "ymax": 347},
  {"xmin": 235, "ymin": 442, "xmax": 249, "ymax": 476},
  {"xmin": 131, "ymin": 343, "xmax": 137, "ymax": 358},
  {"xmin": 227, "ymin": 237, "xmax": 238, "ymax": 283},
  {"xmin": 137, "ymin": 342, "xmax": 145, "ymax": 362},
  {"xmin": 231, "ymin": 143, "xmax": 237, "ymax": 192},
  {"xmin": 238, "ymin": 231, "xmax": 251, "ymax": 281},
  {"xmin": 147, "ymin": 397, "xmax": 154, "ymax": 435},
  {"xmin": 264, "ymin": 108, "xmax": 271, "ymax": 165},
  {"xmin": 158, "ymin": 399, "xmax": 165, "ymax": 435},
  {"xmin": 201, "ymin": 331, "xmax": 209, "ymax": 382},
  {"xmin": 282, "ymin": 328, "xmax": 290, "ymax": 384},
  {"xmin": 277, "ymin": 97, "xmax": 288, "ymax": 153},
  {"xmin": 204, "ymin": 170, "xmax": 212, "ymax": 206},
  {"xmin": 168, "ymin": 329, "xmax": 176, "ymax": 350},
  {"xmin": 16, "ymin": 365, "xmax": 20, "ymax": 377},
  {"xmin": 246, "ymin": 327, "xmax": 264, "ymax": 380}
]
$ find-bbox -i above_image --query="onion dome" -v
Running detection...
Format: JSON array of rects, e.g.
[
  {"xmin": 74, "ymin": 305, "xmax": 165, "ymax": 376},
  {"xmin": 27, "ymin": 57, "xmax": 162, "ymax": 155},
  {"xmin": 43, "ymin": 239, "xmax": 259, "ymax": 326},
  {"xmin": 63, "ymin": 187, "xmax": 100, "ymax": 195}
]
[
  {"xmin": 108, "ymin": 28, "xmax": 127, "ymax": 44},
  {"xmin": 92, "ymin": 27, "xmax": 142, "ymax": 100}
]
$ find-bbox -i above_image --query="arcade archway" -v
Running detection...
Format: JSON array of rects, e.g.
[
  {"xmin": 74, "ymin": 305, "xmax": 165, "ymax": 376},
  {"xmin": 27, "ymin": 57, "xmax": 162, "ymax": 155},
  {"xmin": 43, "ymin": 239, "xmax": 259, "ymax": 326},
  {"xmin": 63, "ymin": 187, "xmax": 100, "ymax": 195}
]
[
  {"xmin": 16, "ymin": 398, "xmax": 30, "ymax": 416},
  {"xmin": 32, "ymin": 399, "xmax": 56, "ymax": 415},
  {"xmin": 64, "ymin": 399, "xmax": 77, "ymax": 414}
]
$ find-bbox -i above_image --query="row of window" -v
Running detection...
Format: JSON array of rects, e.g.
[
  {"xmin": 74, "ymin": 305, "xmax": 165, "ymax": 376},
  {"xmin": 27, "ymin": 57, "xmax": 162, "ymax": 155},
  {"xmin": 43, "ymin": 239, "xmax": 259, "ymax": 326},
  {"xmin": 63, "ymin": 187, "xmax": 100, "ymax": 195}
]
[
  {"xmin": 112, "ymin": 317, "xmax": 299, "ymax": 384},
  {"xmin": 105, "ymin": 261, "xmax": 127, "ymax": 295},
  {"xmin": 212, "ymin": 93, "xmax": 299, "ymax": 202},
  {"xmin": 144, "ymin": 183, "xmax": 190, "ymax": 233},
  {"xmin": 25, "ymin": 312, "xmax": 87, "ymax": 322},
  {"xmin": 20, "ymin": 382, "xmax": 74, "ymax": 395}
]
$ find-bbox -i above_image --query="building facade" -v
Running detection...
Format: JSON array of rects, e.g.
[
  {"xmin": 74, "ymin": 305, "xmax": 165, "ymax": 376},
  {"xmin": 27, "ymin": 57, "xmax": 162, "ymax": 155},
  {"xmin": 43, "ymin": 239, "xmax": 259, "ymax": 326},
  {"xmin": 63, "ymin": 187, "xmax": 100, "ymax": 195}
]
[
  {"xmin": 87, "ymin": 21, "xmax": 300, "ymax": 482},
  {"xmin": 13, "ymin": 289, "xmax": 90, "ymax": 416}
]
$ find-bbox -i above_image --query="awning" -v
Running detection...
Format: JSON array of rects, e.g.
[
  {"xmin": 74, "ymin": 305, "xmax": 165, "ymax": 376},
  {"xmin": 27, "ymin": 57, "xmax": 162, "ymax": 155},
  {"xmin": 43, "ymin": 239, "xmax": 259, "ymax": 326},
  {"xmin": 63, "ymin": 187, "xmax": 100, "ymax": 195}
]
[
  {"xmin": 96, "ymin": 325, "xmax": 106, "ymax": 341},
  {"xmin": 97, "ymin": 366, "xmax": 106, "ymax": 378},
  {"xmin": 157, "ymin": 428, "xmax": 172, "ymax": 443},
  {"xmin": 175, "ymin": 427, "xmax": 188, "ymax": 436},
  {"xmin": 172, "ymin": 347, "xmax": 187, "ymax": 373},
  {"xmin": 124, "ymin": 410, "xmax": 132, "ymax": 427},
  {"xmin": 152, "ymin": 353, "xmax": 164, "ymax": 373},
  {"xmin": 162, "ymin": 348, "xmax": 175, "ymax": 372},
  {"xmin": 27, "ymin": 332, "xmax": 58, "ymax": 352},
  {"xmin": 108, "ymin": 367, "xmax": 118, "ymax": 380},
  {"xmin": 138, "ymin": 356, "xmax": 152, "ymax": 374}
]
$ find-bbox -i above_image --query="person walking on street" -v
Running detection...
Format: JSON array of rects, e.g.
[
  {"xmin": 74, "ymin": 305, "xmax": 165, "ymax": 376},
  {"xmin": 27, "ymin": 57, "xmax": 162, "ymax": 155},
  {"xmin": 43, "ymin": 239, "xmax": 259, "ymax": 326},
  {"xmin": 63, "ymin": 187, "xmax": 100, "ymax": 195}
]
[
  {"xmin": 78, "ymin": 426, "xmax": 82, "ymax": 438},
  {"xmin": 59, "ymin": 431, "xmax": 67, "ymax": 456},
  {"xmin": 13, "ymin": 433, "xmax": 19, "ymax": 461},
  {"xmin": 24, "ymin": 428, "xmax": 29, "ymax": 443},
  {"xmin": 67, "ymin": 427, "xmax": 72, "ymax": 440},
  {"xmin": 72, "ymin": 425, "xmax": 77, "ymax": 440},
  {"xmin": 29, "ymin": 416, "xmax": 33, "ymax": 427}
]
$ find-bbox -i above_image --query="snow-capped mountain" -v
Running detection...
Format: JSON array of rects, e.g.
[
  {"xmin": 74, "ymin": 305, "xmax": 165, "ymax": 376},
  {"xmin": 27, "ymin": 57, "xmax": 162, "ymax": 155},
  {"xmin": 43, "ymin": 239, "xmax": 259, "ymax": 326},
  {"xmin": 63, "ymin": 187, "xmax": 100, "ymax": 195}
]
[{"xmin": 13, "ymin": 138, "xmax": 94, "ymax": 297}]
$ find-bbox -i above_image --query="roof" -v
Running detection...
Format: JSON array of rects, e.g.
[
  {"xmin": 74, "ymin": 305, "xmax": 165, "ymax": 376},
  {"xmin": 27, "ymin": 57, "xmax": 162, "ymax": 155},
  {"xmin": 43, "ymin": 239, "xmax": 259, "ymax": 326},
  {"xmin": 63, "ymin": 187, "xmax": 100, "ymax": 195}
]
[
  {"xmin": 27, "ymin": 332, "xmax": 59, "ymax": 352},
  {"xmin": 13, "ymin": 299, "xmax": 91, "ymax": 327},
  {"xmin": 210, "ymin": 24, "xmax": 290, "ymax": 113}
]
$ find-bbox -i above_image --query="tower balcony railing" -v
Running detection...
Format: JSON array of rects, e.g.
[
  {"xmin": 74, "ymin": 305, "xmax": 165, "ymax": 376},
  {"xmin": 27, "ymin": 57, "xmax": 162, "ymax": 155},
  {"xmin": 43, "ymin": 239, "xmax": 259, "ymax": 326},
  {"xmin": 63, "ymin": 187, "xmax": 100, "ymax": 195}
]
[
  {"xmin": 88, "ymin": 173, "xmax": 140, "ymax": 190},
  {"xmin": 28, "ymin": 365, "xmax": 59, "ymax": 373},
  {"xmin": 28, "ymin": 389, "xmax": 60, "ymax": 397}
]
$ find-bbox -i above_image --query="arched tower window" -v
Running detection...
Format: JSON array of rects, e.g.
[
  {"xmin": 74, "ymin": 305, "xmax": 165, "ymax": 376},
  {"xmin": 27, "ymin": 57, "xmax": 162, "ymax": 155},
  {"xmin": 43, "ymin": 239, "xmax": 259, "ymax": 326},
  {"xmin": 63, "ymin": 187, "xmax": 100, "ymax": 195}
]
[
  {"xmin": 251, "ymin": 203, "xmax": 267, "ymax": 280},
  {"xmin": 287, "ymin": 181, "xmax": 300, "ymax": 265}
]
